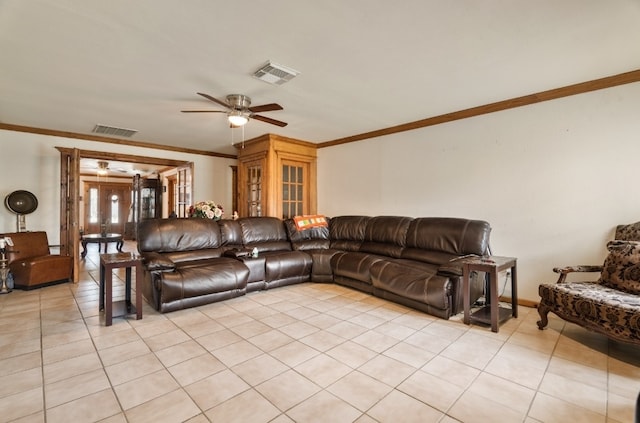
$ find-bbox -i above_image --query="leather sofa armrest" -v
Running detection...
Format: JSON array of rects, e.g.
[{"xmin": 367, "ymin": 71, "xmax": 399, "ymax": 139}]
[
  {"xmin": 552, "ymin": 265, "xmax": 603, "ymax": 283},
  {"xmin": 437, "ymin": 263, "xmax": 463, "ymax": 276},
  {"xmin": 142, "ymin": 252, "xmax": 176, "ymax": 272}
]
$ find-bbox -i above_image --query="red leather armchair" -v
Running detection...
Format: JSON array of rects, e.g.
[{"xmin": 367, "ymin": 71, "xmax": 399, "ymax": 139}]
[{"xmin": 2, "ymin": 231, "xmax": 72, "ymax": 289}]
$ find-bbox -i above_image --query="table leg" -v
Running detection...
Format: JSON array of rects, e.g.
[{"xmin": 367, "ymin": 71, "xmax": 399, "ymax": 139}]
[
  {"xmin": 490, "ymin": 267, "xmax": 499, "ymax": 332},
  {"xmin": 117, "ymin": 240, "xmax": 123, "ymax": 252},
  {"xmin": 462, "ymin": 264, "xmax": 470, "ymax": 325},
  {"xmin": 99, "ymin": 262, "xmax": 105, "ymax": 311},
  {"xmin": 105, "ymin": 264, "xmax": 113, "ymax": 326},
  {"xmin": 511, "ymin": 264, "xmax": 518, "ymax": 318},
  {"xmin": 135, "ymin": 263, "xmax": 142, "ymax": 320},
  {"xmin": 81, "ymin": 240, "xmax": 88, "ymax": 258},
  {"xmin": 125, "ymin": 267, "xmax": 132, "ymax": 311}
]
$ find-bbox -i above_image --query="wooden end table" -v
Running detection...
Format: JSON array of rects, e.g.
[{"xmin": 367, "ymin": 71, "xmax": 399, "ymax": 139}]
[
  {"xmin": 99, "ymin": 252, "xmax": 143, "ymax": 326},
  {"xmin": 462, "ymin": 256, "xmax": 518, "ymax": 333}
]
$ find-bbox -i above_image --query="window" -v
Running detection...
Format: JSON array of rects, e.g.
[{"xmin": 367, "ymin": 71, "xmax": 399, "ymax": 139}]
[
  {"xmin": 89, "ymin": 188, "xmax": 98, "ymax": 223},
  {"xmin": 110, "ymin": 194, "xmax": 119, "ymax": 224}
]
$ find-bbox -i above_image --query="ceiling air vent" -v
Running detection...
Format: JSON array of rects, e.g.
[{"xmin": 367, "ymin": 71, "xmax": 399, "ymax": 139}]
[
  {"xmin": 92, "ymin": 124, "xmax": 138, "ymax": 138},
  {"xmin": 253, "ymin": 61, "xmax": 300, "ymax": 85}
]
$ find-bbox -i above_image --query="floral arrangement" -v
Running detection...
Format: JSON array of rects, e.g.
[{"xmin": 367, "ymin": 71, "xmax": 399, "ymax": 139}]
[{"xmin": 189, "ymin": 201, "xmax": 224, "ymax": 220}]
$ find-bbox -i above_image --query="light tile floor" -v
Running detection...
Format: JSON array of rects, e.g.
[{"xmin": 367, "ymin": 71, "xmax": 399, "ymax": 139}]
[{"xmin": 0, "ymin": 241, "xmax": 639, "ymax": 423}]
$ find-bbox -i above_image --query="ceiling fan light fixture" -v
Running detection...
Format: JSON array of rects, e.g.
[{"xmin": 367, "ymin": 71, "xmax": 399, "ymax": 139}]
[
  {"xmin": 228, "ymin": 111, "xmax": 248, "ymax": 127},
  {"xmin": 97, "ymin": 161, "xmax": 109, "ymax": 175}
]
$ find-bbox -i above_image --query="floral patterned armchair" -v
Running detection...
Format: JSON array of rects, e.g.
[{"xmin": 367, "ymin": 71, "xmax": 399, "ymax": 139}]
[{"xmin": 537, "ymin": 222, "xmax": 640, "ymax": 345}]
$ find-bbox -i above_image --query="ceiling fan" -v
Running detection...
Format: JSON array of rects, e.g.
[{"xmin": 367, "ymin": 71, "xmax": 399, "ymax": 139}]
[
  {"xmin": 182, "ymin": 93, "xmax": 287, "ymax": 127},
  {"xmin": 84, "ymin": 160, "xmax": 150, "ymax": 176}
]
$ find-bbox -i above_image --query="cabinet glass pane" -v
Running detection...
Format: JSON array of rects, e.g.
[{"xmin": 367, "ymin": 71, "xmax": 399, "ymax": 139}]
[
  {"xmin": 281, "ymin": 163, "xmax": 304, "ymax": 219},
  {"xmin": 247, "ymin": 165, "xmax": 262, "ymax": 216}
]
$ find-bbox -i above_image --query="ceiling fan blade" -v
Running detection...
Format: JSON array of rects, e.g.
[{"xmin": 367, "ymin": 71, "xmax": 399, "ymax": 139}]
[
  {"xmin": 196, "ymin": 92, "xmax": 230, "ymax": 109},
  {"xmin": 181, "ymin": 110, "xmax": 227, "ymax": 113},
  {"xmin": 251, "ymin": 114, "xmax": 288, "ymax": 127},
  {"xmin": 248, "ymin": 103, "xmax": 283, "ymax": 113}
]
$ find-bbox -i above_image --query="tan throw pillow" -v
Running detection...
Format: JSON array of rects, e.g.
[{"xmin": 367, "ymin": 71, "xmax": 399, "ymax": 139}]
[
  {"xmin": 293, "ymin": 214, "xmax": 328, "ymax": 230},
  {"xmin": 599, "ymin": 240, "xmax": 640, "ymax": 294}
]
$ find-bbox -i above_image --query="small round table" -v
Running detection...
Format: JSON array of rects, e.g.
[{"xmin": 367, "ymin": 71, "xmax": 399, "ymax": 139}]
[{"xmin": 81, "ymin": 233, "xmax": 123, "ymax": 258}]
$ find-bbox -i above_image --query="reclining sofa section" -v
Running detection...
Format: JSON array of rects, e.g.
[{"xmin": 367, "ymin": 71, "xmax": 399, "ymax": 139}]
[{"xmin": 137, "ymin": 215, "xmax": 491, "ymax": 318}]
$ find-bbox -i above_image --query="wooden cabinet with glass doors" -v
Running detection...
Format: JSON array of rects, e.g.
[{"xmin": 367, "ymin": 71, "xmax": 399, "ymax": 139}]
[{"xmin": 236, "ymin": 134, "xmax": 317, "ymax": 219}]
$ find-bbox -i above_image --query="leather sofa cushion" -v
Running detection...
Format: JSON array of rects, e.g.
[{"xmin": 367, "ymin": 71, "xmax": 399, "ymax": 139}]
[
  {"xmin": 163, "ymin": 249, "xmax": 224, "ymax": 264},
  {"xmin": 292, "ymin": 239, "xmax": 330, "ymax": 250},
  {"xmin": 371, "ymin": 259, "xmax": 450, "ymax": 309},
  {"xmin": 284, "ymin": 219, "xmax": 330, "ymax": 251},
  {"xmin": 307, "ymin": 249, "xmax": 340, "ymax": 282},
  {"xmin": 263, "ymin": 250, "xmax": 313, "ymax": 282},
  {"xmin": 240, "ymin": 217, "xmax": 292, "ymax": 252},
  {"xmin": 360, "ymin": 216, "xmax": 413, "ymax": 258},
  {"xmin": 401, "ymin": 249, "xmax": 462, "ymax": 267},
  {"xmin": 329, "ymin": 216, "xmax": 370, "ymax": 251},
  {"xmin": 3, "ymin": 231, "xmax": 51, "ymax": 260},
  {"xmin": 9, "ymin": 255, "xmax": 72, "ymax": 288},
  {"xmin": 142, "ymin": 252, "xmax": 176, "ymax": 271},
  {"xmin": 219, "ymin": 219, "xmax": 244, "ymax": 247},
  {"xmin": 330, "ymin": 251, "xmax": 387, "ymax": 284},
  {"xmin": 159, "ymin": 257, "xmax": 249, "ymax": 304},
  {"xmin": 138, "ymin": 219, "xmax": 223, "ymax": 252},
  {"xmin": 403, "ymin": 218, "xmax": 491, "ymax": 258}
]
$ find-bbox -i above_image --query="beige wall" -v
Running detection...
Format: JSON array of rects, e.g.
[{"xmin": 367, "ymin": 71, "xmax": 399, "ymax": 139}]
[{"xmin": 317, "ymin": 82, "xmax": 640, "ymax": 303}]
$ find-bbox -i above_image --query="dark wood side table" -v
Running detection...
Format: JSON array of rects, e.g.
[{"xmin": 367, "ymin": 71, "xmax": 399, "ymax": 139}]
[
  {"xmin": 100, "ymin": 252, "xmax": 143, "ymax": 326},
  {"xmin": 462, "ymin": 256, "xmax": 518, "ymax": 333},
  {"xmin": 82, "ymin": 233, "xmax": 124, "ymax": 258}
]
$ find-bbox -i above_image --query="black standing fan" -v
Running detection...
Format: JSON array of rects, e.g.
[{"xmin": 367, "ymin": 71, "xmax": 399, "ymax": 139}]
[{"xmin": 5, "ymin": 190, "xmax": 38, "ymax": 232}]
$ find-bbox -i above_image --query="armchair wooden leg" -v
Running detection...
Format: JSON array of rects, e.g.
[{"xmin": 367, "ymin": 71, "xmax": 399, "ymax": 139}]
[{"xmin": 537, "ymin": 304, "xmax": 550, "ymax": 330}]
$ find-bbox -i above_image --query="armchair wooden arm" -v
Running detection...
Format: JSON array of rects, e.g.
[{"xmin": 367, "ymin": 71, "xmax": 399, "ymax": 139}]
[{"xmin": 552, "ymin": 265, "xmax": 603, "ymax": 283}]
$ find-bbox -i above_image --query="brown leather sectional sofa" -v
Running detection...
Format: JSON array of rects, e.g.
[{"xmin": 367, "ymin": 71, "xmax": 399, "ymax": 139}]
[{"xmin": 137, "ymin": 215, "xmax": 491, "ymax": 319}]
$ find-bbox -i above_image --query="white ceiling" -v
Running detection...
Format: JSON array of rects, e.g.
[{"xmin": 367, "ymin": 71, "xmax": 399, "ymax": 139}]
[
  {"xmin": 79, "ymin": 158, "xmax": 166, "ymax": 178},
  {"xmin": 1, "ymin": 1, "xmax": 640, "ymax": 156}
]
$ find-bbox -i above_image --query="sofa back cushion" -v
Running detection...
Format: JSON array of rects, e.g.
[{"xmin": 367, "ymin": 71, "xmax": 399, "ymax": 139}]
[
  {"xmin": 329, "ymin": 216, "xmax": 371, "ymax": 251},
  {"xmin": 284, "ymin": 219, "xmax": 330, "ymax": 251},
  {"xmin": 401, "ymin": 218, "xmax": 491, "ymax": 264},
  {"xmin": 239, "ymin": 217, "xmax": 291, "ymax": 252},
  {"xmin": 218, "ymin": 219, "xmax": 244, "ymax": 248},
  {"xmin": 137, "ymin": 218, "xmax": 223, "ymax": 254},
  {"xmin": 360, "ymin": 216, "xmax": 413, "ymax": 258},
  {"xmin": 2, "ymin": 231, "xmax": 50, "ymax": 262},
  {"xmin": 615, "ymin": 221, "xmax": 640, "ymax": 241},
  {"xmin": 600, "ymin": 240, "xmax": 640, "ymax": 295}
]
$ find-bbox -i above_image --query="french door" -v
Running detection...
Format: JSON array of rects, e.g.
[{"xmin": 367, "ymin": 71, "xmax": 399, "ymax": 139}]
[{"xmin": 84, "ymin": 182, "xmax": 132, "ymax": 235}]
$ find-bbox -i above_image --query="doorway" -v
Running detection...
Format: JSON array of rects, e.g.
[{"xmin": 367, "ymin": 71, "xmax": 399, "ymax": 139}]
[
  {"xmin": 57, "ymin": 146, "xmax": 194, "ymax": 282},
  {"xmin": 83, "ymin": 182, "xmax": 131, "ymax": 235}
]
